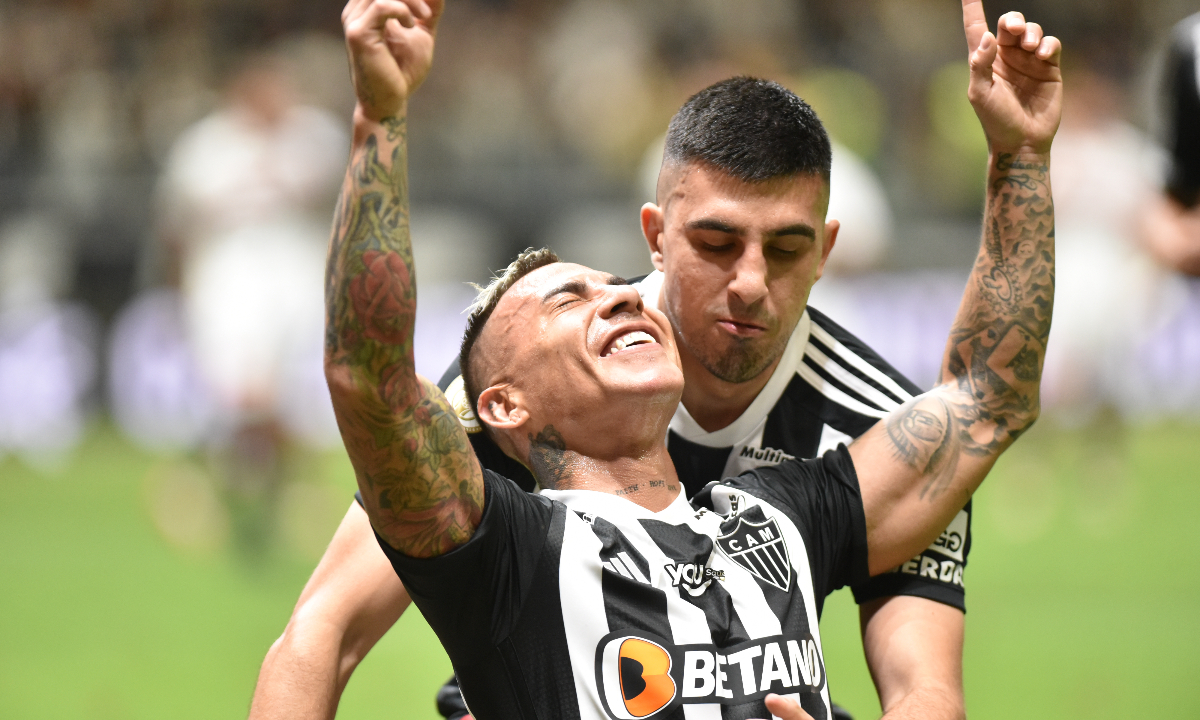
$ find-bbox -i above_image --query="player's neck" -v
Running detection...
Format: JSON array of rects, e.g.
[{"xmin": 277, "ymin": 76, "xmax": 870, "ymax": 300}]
[
  {"xmin": 539, "ymin": 443, "xmax": 683, "ymax": 512},
  {"xmin": 677, "ymin": 350, "xmax": 782, "ymax": 433}
]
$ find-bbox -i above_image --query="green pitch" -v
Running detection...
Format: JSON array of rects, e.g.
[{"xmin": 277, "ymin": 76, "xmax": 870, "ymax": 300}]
[{"xmin": 1, "ymin": 420, "xmax": 1197, "ymax": 719}]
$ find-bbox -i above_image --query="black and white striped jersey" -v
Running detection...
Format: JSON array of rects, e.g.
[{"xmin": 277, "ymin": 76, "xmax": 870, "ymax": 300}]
[
  {"xmin": 438, "ymin": 270, "xmax": 970, "ymax": 611},
  {"xmin": 381, "ymin": 447, "xmax": 869, "ymax": 720}
]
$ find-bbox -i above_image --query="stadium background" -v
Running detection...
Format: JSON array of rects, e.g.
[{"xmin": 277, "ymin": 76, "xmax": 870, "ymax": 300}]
[{"xmin": 0, "ymin": 0, "xmax": 1198, "ymax": 718}]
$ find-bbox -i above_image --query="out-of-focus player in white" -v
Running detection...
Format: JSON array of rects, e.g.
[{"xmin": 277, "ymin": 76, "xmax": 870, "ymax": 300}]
[{"xmin": 157, "ymin": 53, "xmax": 348, "ymax": 554}]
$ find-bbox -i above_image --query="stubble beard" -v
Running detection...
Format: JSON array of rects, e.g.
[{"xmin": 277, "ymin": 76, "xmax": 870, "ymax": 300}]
[{"xmin": 689, "ymin": 332, "xmax": 788, "ymax": 385}]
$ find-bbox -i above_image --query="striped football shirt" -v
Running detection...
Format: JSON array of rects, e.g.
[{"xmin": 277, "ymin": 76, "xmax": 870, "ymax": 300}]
[{"xmin": 381, "ymin": 447, "xmax": 869, "ymax": 720}]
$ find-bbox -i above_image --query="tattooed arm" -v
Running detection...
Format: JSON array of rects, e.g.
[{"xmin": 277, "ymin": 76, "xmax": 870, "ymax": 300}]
[
  {"xmin": 851, "ymin": 3, "xmax": 1062, "ymax": 575},
  {"xmin": 325, "ymin": 0, "xmax": 483, "ymax": 559}
]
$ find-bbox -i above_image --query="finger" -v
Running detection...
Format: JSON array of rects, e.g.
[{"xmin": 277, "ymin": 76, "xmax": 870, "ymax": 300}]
[
  {"xmin": 996, "ymin": 11, "xmax": 1026, "ymax": 46},
  {"xmin": 1021, "ymin": 22, "xmax": 1043, "ymax": 52},
  {"xmin": 1036, "ymin": 35, "xmax": 1062, "ymax": 66},
  {"xmin": 961, "ymin": 0, "xmax": 988, "ymax": 54},
  {"xmin": 764, "ymin": 693, "xmax": 815, "ymax": 720},
  {"xmin": 968, "ymin": 31, "xmax": 998, "ymax": 103},
  {"xmin": 342, "ymin": 0, "xmax": 375, "ymax": 25},
  {"xmin": 361, "ymin": 0, "xmax": 418, "ymax": 29}
]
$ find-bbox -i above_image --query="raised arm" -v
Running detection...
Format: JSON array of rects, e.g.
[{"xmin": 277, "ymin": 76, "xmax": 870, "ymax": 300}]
[
  {"xmin": 852, "ymin": 2, "xmax": 1061, "ymax": 574},
  {"xmin": 325, "ymin": 0, "xmax": 484, "ymax": 558}
]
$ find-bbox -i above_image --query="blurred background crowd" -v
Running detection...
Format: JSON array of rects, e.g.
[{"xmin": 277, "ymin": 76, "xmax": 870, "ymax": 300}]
[{"xmin": 2, "ymin": 1, "xmax": 1199, "ymax": 716}]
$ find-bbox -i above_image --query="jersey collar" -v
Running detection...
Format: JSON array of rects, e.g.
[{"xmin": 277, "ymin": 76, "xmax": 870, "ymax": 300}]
[{"xmin": 541, "ymin": 484, "xmax": 695, "ymax": 522}]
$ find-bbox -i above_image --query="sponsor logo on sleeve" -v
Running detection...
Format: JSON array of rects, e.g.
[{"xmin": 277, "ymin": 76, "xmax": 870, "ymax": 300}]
[
  {"xmin": 444, "ymin": 375, "xmax": 481, "ymax": 434},
  {"xmin": 716, "ymin": 512, "xmax": 792, "ymax": 592},
  {"xmin": 927, "ymin": 510, "xmax": 968, "ymax": 563},
  {"xmin": 595, "ymin": 631, "xmax": 825, "ymax": 720},
  {"xmin": 886, "ymin": 508, "xmax": 968, "ymax": 587}
]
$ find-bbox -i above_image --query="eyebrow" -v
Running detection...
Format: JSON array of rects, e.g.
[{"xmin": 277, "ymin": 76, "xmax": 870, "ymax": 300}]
[
  {"xmin": 684, "ymin": 218, "xmax": 817, "ymax": 240},
  {"xmin": 769, "ymin": 224, "xmax": 817, "ymax": 240},
  {"xmin": 541, "ymin": 274, "xmax": 628, "ymax": 302}
]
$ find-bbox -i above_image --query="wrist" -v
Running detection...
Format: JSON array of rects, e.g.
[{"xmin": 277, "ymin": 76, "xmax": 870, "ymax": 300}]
[
  {"xmin": 988, "ymin": 148, "xmax": 1050, "ymax": 173},
  {"xmin": 352, "ymin": 104, "xmax": 407, "ymax": 146}
]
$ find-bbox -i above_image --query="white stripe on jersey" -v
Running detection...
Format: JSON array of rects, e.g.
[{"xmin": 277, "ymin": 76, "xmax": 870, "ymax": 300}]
[
  {"xmin": 807, "ymin": 322, "xmax": 915, "ymax": 404},
  {"xmin": 803, "ymin": 341, "xmax": 902, "ymax": 413},
  {"xmin": 794, "ymin": 360, "xmax": 889, "ymax": 419},
  {"xmin": 559, "ymin": 512, "xmax": 613, "ymax": 720}
]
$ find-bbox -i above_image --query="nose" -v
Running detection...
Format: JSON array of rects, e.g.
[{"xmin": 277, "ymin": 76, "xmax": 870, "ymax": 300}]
[
  {"xmin": 599, "ymin": 282, "xmax": 644, "ymax": 318},
  {"xmin": 728, "ymin": 243, "xmax": 769, "ymax": 307}
]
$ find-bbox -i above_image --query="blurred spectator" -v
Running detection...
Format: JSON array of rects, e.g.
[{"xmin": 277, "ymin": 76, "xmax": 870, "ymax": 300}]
[
  {"xmin": 1044, "ymin": 65, "xmax": 1184, "ymax": 421},
  {"xmin": 141, "ymin": 53, "xmax": 347, "ymax": 556}
]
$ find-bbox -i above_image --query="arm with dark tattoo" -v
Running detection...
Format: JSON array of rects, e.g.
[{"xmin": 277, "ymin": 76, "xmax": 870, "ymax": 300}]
[
  {"xmin": 854, "ymin": 149, "xmax": 1055, "ymax": 573},
  {"xmin": 324, "ymin": 112, "xmax": 483, "ymax": 559},
  {"xmin": 888, "ymin": 152, "xmax": 1053, "ymax": 493}
]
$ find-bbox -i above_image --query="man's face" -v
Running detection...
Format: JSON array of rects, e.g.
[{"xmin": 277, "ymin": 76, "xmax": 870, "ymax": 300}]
[
  {"xmin": 643, "ymin": 163, "xmax": 839, "ymax": 384},
  {"xmin": 476, "ymin": 263, "xmax": 684, "ymax": 452}
]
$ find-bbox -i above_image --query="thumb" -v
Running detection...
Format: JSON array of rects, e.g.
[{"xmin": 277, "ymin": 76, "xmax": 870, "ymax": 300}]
[
  {"xmin": 762, "ymin": 693, "xmax": 815, "ymax": 720},
  {"xmin": 968, "ymin": 31, "xmax": 997, "ymax": 102}
]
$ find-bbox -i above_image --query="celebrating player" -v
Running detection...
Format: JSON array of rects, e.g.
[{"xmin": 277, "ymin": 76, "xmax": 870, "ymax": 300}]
[
  {"xmin": 250, "ymin": 0, "xmax": 1060, "ymax": 715},
  {"xmin": 279, "ymin": 0, "xmax": 1062, "ymax": 718}
]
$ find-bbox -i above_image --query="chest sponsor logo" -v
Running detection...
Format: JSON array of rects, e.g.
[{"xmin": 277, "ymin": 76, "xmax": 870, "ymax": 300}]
[
  {"xmin": 664, "ymin": 561, "xmax": 725, "ymax": 595},
  {"xmin": 595, "ymin": 630, "xmax": 825, "ymax": 720},
  {"xmin": 737, "ymin": 445, "xmax": 795, "ymax": 465},
  {"xmin": 716, "ymin": 514, "xmax": 792, "ymax": 591}
]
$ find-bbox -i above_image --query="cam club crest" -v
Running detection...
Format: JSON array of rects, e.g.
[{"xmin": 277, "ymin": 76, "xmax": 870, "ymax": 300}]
[{"xmin": 716, "ymin": 511, "xmax": 792, "ymax": 592}]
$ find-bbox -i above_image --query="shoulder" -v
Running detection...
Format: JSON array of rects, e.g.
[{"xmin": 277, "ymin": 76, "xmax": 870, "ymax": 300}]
[{"xmin": 804, "ymin": 306, "xmax": 923, "ymax": 398}]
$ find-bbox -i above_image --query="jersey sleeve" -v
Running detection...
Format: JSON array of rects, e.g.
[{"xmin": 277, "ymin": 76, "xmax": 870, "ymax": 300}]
[
  {"xmin": 375, "ymin": 470, "xmax": 555, "ymax": 655},
  {"xmin": 850, "ymin": 501, "xmax": 970, "ymax": 611},
  {"xmin": 806, "ymin": 307, "xmax": 971, "ymax": 612},
  {"xmin": 730, "ymin": 445, "xmax": 870, "ymax": 608}
]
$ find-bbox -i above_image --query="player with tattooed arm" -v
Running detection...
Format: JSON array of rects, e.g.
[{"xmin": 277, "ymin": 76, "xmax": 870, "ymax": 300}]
[{"xmin": 308, "ymin": 0, "xmax": 1061, "ymax": 718}]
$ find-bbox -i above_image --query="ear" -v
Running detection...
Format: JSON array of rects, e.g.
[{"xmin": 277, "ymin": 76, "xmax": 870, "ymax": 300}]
[
  {"xmin": 814, "ymin": 219, "xmax": 840, "ymax": 282},
  {"xmin": 640, "ymin": 202, "xmax": 666, "ymax": 272},
  {"xmin": 476, "ymin": 384, "xmax": 527, "ymax": 433}
]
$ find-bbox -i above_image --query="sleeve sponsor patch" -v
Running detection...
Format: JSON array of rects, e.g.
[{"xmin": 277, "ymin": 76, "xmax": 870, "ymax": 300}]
[{"xmin": 443, "ymin": 375, "xmax": 482, "ymax": 434}]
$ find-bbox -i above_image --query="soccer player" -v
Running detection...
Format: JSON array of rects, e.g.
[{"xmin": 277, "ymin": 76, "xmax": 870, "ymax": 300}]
[
  {"xmin": 253, "ymin": 2, "xmax": 1060, "ymax": 715},
  {"xmin": 297, "ymin": 0, "xmax": 1057, "ymax": 718}
]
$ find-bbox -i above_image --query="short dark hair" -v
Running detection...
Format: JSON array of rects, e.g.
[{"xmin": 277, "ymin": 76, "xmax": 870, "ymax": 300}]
[
  {"xmin": 460, "ymin": 248, "xmax": 561, "ymax": 421},
  {"xmin": 664, "ymin": 76, "xmax": 831, "ymax": 183}
]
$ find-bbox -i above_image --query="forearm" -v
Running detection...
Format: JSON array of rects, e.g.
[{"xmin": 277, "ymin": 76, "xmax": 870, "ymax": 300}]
[
  {"xmin": 249, "ymin": 502, "xmax": 413, "ymax": 719},
  {"xmin": 249, "ymin": 623, "xmax": 346, "ymax": 720},
  {"xmin": 861, "ymin": 596, "xmax": 964, "ymax": 720},
  {"xmin": 940, "ymin": 148, "xmax": 1054, "ymax": 437},
  {"xmin": 858, "ymin": 151, "xmax": 1055, "ymax": 570}
]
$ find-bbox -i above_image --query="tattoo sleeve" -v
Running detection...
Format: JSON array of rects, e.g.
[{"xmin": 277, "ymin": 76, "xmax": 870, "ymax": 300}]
[
  {"xmin": 324, "ymin": 114, "xmax": 484, "ymax": 558},
  {"xmin": 885, "ymin": 151, "xmax": 1054, "ymax": 499}
]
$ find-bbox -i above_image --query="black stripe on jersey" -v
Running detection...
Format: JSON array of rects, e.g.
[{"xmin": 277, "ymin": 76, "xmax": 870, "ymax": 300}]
[
  {"xmin": 805, "ymin": 333, "xmax": 907, "ymax": 406},
  {"xmin": 806, "ymin": 306, "xmax": 924, "ymax": 396},
  {"xmin": 639, "ymin": 519, "xmax": 752, "ymax": 648},
  {"xmin": 667, "ymin": 433, "xmax": 734, "ymax": 498},
  {"xmin": 800, "ymin": 353, "xmax": 887, "ymax": 414},
  {"xmin": 490, "ymin": 501, "xmax": 582, "ymax": 719}
]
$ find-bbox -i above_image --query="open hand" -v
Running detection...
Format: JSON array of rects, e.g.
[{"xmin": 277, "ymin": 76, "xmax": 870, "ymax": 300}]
[
  {"xmin": 962, "ymin": 0, "xmax": 1062, "ymax": 154},
  {"xmin": 342, "ymin": 0, "xmax": 444, "ymax": 121}
]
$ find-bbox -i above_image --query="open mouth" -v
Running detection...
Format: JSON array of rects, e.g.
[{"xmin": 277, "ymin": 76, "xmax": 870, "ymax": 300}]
[{"xmin": 602, "ymin": 330, "xmax": 658, "ymax": 358}]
